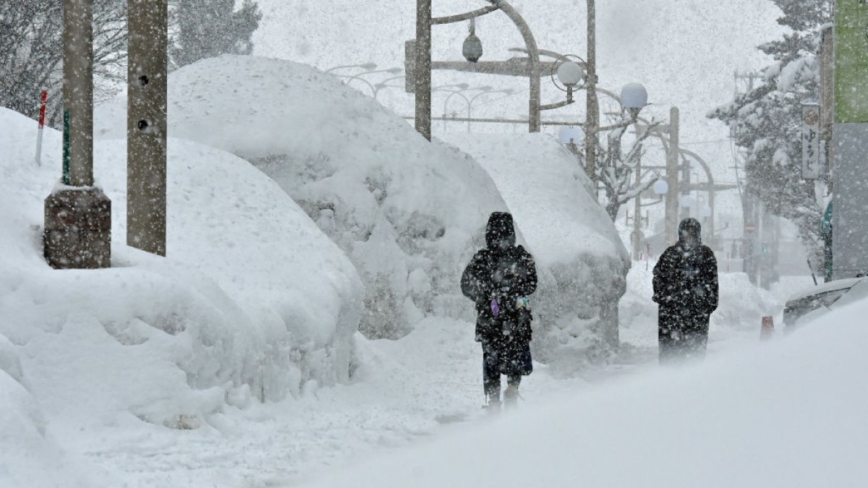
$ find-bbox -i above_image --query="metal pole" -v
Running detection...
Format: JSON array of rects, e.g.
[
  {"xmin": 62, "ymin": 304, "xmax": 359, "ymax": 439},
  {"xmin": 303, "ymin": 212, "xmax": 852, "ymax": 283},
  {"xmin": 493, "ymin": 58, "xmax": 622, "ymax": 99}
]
[
  {"xmin": 584, "ymin": 0, "xmax": 599, "ymax": 183},
  {"xmin": 128, "ymin": 0, "xmax": 168, "ymax": 256},
  {"xmin": 415, "ymin": 0, "xmax": 432, "ymax": 140},
  {"xmin": 491, "ymin": 1, "xmax": 540, "ymax": 133},
  {"xmin": 634, "ymin": 152, "xmax": 642, "ymax": 260},
  {"xmin": 665, "ymin": 106, "xmax": 680, "ymax": 244}
]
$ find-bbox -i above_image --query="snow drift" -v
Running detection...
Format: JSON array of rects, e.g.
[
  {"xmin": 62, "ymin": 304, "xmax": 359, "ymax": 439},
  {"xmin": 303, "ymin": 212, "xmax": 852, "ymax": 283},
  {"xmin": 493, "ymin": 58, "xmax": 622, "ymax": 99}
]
[
  {"xmin": 0, "ymin": 106, "xmax": 363, "ymax": 438},
  {"xmin": 95, "ymin": 55, "xmax": 510, "ymax": 338},
  {"xmin": 301, "ymin": 288, "xmax": 868, "ymax": 488},
  {"xmin": 443, "ymin": 133, "xmax": 630, "ymax": 366}
]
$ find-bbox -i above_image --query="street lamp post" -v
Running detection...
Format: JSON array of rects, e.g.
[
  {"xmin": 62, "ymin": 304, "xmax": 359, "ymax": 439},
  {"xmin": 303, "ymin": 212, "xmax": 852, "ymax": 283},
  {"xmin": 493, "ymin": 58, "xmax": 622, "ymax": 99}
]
[
  {"xmin": 585, "ymin": 0, "xmax": 600, "ymax": 184},
  {"xmin": 44, "ymin": 0, "xmax": 112, "ymax": 269},
  {"xmin": 415, "ymin": 0, "xmax": 433, "ymax": 140},
  {"xmin": 665, "ymin": 107, "xmax": 680, "ymax": 245}
]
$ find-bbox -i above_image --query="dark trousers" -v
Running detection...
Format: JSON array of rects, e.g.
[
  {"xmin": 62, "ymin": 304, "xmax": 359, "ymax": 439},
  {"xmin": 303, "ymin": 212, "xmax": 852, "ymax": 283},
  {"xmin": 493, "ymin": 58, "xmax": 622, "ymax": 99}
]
[
  {"xmin": 482, "ymin": 343, "xmax": 521, "ymax": 399},
  {"xmin": 659, "ymin": 324, "xmax": 709, "ymax": 364},
  {"xmin": 658, "ymin": 308, "xmax": 709, "ymax": 364}
]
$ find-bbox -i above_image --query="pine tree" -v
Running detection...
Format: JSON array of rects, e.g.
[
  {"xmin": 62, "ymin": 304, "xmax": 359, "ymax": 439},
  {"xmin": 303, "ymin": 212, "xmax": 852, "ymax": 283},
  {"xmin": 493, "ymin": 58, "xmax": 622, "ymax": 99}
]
[
  {"xmin": 708, "ymin": 0, "xmax": 833, "ymax": 266},
  {"xmin": 170, "ymin": 0, "xmax": 261, "ymax": 69}
]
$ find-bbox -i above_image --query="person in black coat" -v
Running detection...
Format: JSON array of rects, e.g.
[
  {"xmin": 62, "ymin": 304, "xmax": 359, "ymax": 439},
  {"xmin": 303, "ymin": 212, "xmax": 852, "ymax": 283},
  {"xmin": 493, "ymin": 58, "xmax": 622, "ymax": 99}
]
[
  {"xmin": 653, "ymin": 218, "xmax": 719, "ymax": 363},
  {"xmin": 461, "ymin": 212, "xmax": 537, "ymax": 409}
]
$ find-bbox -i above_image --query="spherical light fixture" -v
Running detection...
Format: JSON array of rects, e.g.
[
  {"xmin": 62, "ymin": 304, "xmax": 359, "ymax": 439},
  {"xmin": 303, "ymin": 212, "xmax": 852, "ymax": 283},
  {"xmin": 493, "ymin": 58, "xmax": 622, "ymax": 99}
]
[
  {"xmin": 653, "ymin": 179, "xmax": 669, "ymax": 195},
  {"xmin": 556, "ymin": 61, "xmax": 584, "ymax": 87},
  {"xmin": 558, "ymin": 126, "xmax": 584, "ymax": 145},
  {"xmin": 620, "ymin": 82, "xmax": 648, "ymax": 120}
]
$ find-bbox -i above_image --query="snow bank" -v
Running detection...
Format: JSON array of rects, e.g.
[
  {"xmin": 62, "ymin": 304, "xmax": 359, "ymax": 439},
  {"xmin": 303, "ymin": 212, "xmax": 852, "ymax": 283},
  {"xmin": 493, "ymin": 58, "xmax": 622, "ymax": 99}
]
[
  {"xmin": 302, "ymin": 290, "xmax": 868, "ymax": 488},
  {"xmin": 0, "ymin": 331, "xmax": 102, "ymax": 488},
  {"xmin": 442, "ymin": 133, "xmax": 630, "ymax": 365},
  {"xmin": 0, "ymin": 106, "xmax": 362, "ymax": 437},
  {"xmin": 95, "ymin": 55, "xmax": 509, "ymax": 338}
]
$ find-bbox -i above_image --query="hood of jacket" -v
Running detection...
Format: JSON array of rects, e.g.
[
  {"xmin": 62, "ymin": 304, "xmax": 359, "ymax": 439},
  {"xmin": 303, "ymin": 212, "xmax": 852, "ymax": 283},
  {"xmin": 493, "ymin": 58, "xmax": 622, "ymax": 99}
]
[
  {"xmin": 486, "ymin": 212, "xmax": 516, "ymax": 250},
  {"xmin": 678, "ymin": 217, "xmax": 702, "ymax": 247}
]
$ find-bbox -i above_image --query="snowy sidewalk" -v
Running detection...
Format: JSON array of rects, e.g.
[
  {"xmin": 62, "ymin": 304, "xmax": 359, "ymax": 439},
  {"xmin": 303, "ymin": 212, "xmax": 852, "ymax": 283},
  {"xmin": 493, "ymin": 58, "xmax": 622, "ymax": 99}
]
[{"xmin": 53, "ymin": 273, "xmax": 811, "ymax": 487}]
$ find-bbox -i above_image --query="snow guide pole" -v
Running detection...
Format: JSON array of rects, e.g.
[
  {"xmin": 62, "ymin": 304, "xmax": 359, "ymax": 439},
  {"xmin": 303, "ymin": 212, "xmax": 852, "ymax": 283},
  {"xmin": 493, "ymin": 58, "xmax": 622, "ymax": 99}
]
[{"xmin": 35, "ymin": 89, "xmax": 47, "ymax": 166}]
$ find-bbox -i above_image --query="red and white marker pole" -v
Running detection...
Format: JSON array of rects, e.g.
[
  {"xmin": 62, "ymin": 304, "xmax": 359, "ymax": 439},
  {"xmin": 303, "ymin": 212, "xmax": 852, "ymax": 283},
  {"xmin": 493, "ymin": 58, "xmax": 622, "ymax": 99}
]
[{"xmin": 34, "ymin": 89, "xmax": 47, "ymax": 166}]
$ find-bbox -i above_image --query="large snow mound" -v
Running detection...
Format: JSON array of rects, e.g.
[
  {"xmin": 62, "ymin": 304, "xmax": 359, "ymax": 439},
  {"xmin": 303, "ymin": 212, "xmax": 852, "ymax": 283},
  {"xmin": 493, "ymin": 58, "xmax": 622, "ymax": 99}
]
[
  {"xmin": 95, "ymin": 54, "xmax": 509, "ymax": 338},
  {"xmin": 302, "ymin": 291, "xmax": 868, "ymax": 488},
  {"xmin": 0, "ymin": 106, "xmax": 362, "ymax": 434},
  {"xmin": 443, "ymin": 133, "xmax": 630, "ymax": 365}
]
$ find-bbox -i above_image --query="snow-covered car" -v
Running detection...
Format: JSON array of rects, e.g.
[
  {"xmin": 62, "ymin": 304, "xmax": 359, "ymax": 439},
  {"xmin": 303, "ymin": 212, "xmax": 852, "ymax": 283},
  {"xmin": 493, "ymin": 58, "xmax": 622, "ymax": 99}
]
[{"xmin": 783, "ymin": 277, "xmax": 868, "ymax": 327}]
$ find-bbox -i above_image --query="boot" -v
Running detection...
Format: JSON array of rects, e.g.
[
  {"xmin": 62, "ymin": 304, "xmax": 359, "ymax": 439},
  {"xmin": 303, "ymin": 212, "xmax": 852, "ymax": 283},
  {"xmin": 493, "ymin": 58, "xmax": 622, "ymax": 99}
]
[
  {"xmin": 503, "ymin": 384, "xmax": 519, "ymax": 409},
  {"xmin": 484, "ymin": 388, "xmax": 501, "ymax": 412}
]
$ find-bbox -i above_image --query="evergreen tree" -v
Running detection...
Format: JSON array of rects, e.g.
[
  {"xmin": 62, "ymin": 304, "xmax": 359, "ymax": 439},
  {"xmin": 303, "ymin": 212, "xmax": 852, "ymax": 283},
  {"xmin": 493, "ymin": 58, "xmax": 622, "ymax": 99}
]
[
  {"xmin": 708, "ymin": 0, "xmax": 833, "ymax": 267},
  {"xmin": 170, "ymin": 0, "xmax": 261, "ymax": 69}
]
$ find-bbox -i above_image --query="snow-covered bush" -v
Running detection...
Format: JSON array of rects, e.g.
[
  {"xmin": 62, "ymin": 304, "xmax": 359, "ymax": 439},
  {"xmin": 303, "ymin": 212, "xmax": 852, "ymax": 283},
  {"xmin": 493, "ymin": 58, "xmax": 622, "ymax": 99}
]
[
  {"xmin": 0, "ymin": 107, "xmax": 362, "ymax": 428},
  {"xmin": 95, "ymin": 55, "xmax": 509, "ymax": 338},
  {"xmin": 442, "ymin": 134, "xmax": 630, "ymax": 367}
]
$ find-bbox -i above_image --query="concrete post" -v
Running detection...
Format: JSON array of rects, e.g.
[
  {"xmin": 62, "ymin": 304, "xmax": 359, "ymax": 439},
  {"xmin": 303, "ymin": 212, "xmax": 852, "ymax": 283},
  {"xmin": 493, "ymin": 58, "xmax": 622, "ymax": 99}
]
[
  {"xmin": 44, "ymin": 0, "xmax": 112, "ymax": 269},
  {"xmin": 415, "ymin": 0, "xmax": 432, "ymax": 140},
  {"xmin": 665, "ymin": 107, "xmax": 680, "ymax": 244},
  {"xmin": 127, "ymin": 0, "xmax": 168, "ymax": 256}
]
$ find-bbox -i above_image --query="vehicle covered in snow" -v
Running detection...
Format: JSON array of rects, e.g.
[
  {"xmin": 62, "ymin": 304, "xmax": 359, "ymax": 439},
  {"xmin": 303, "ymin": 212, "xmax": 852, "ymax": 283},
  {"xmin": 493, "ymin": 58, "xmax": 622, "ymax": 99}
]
[{"xmin": 783, "ymin": 277, "xmax": 868, "ymax": 328}]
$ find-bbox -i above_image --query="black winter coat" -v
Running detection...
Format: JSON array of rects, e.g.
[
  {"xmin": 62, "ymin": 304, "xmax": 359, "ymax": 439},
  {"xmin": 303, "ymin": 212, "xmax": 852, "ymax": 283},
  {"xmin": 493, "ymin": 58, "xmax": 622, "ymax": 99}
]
[
  {"xmin": 653, "ymin": 241, "xmax": 719, "ymax": 333},
  {"xmin": 461, "ymin": 212, "xmax": 538, "ymax": 347},
  {"xmin": 462, "ymin": 244, "xmax": 538, "ymax": 343}
]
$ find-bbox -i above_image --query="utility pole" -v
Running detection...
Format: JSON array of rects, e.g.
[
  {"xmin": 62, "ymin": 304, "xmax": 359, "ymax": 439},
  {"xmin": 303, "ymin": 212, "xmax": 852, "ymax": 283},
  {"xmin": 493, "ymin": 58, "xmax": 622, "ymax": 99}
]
[
  {"xmin": 733, "ymin": 70, "xmax": 762, "ymax": 283},
  {"xmin": 127, "ymin": 0, "xmax": 168, "ymax": 255},
  {"xmin": 44, "ymin": 0, "xmax": 112, "ymax": 269},
  {"xmin": 664, "ymin": 106, "xmax": 679, "ymax": 245},
  {"xmin": 415, "ymin": 0, "xmax": 432, "ymax": 140},
  {"xmin": 584, "ymin": 0, "xmax": 599, "ymax": 184}
]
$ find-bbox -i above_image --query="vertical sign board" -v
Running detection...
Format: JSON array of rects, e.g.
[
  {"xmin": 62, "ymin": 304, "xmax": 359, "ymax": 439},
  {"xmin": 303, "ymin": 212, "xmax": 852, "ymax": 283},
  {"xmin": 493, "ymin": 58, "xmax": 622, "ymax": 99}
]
[
  {"xmin": 835, "ymin": 0, "xmax": 868, "ymax": 123},
  {"xmin": 801, "ymin": 103, "xmax": 820, "ymax": 179},
  {"xmin": 833, "ymin": 0, "xmax": 868, "ymax": 278}
]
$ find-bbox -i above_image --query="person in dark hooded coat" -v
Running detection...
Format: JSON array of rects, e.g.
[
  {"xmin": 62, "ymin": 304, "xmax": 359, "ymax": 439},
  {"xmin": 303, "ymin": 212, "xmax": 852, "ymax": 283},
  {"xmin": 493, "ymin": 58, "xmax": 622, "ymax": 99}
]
[
  {"xmin": 653, "ymin": 218, "xmax": 719, "ymax": 363},
  {"xmin": 461, "ymin": 212, "xmax": 537, "ymax": 409}
]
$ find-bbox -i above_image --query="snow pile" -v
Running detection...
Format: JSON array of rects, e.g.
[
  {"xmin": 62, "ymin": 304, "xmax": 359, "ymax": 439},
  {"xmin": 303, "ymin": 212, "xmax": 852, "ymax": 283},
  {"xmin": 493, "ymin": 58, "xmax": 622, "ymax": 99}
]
[
  {"xmin": 0, "ymin": 106, "xmax": 362, "ymax": 442},
  {"xmin": 95, "ymin": 55, "xmax": 509, "ymax": 338},
  {"xmin": 0, "ymin": 335, "xmax": 95, "ymax": 488},
  {"xmin": 442, "ymin": 133, "xmax": 630, "ymax": 366},
  {"xmin": 302, "ymin": 292, "xmax": 868, "ymax": 488}
]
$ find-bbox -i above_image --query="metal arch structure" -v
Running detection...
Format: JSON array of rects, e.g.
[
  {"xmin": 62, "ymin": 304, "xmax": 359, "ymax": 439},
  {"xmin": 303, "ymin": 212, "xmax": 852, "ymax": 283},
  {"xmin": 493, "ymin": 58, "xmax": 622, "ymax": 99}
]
[
  {"xmin": 614, "ymin": 102, "xmax": 729, "ymax": 243},
  {"xmin": 414, "ymin": 0, "xmax": 544, "ymax": 135}
]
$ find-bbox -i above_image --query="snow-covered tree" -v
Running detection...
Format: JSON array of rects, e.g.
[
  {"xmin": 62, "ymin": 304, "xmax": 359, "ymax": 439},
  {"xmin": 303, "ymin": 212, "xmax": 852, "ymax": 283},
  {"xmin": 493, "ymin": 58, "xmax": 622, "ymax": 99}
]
[
  {"xmin": 0, "ymin": 0, "xmax": 128, "ymax": 127},
  {"xmin": 597, "ymin": 121, "xmax": 660, "ymax": 221},
  {"xmin": 708, "ymin": 0, "xmax": 833, "ymax": 266},
  {"xmin": 169, "ymin": 0, "xmax": 261, "ymax": 70}
]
